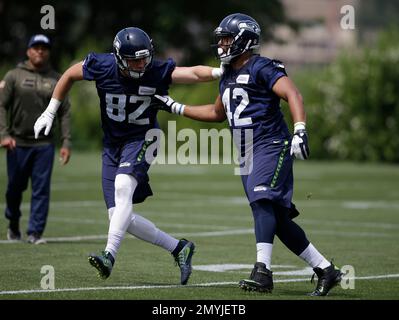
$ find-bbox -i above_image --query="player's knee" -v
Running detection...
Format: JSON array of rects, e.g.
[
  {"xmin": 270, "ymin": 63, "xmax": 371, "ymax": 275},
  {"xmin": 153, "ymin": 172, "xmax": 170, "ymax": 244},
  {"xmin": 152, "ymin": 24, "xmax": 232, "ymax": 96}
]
[
  {"xmin": 114, "ymin": 174, "xmax": 137, "ymax": 200},
  {"xmin": 108, "ymin": 207, "xmax": 115, "ymax": 221},
  {"xmin": 273, "ymin": 204, "xmax": 294, "ymax": 227},
  {"xmin": 250, "ymin": 199, "xmax": 275, "ymax": 218}
]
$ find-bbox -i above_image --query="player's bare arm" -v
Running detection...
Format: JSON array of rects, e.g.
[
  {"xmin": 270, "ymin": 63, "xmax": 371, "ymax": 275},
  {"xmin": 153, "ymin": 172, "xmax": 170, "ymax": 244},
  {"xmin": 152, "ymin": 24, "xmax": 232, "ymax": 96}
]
[
  {"xmin": 33, "ymin": 61, "xmax": 84, "ymax": 138},
  {"xmin": 154, "ymin": 94, "xmax": 226, "ymax": 122},
  {"xmin": 52, "ymin": 61, "xmax": 84, "ymax": 101},
  {"xmin": 272, "ymin": 75, "xmax": 310, "ymax": 160},
  {"xmin": 171, "ymin": 65, "xmax": 223, "ymax": 84},
  {"xmin": 272, "ymin": 76, "xmax": 306, "ymax": 124},
  {"xmin": 183, "ymin": 95, "xmax": 226, "ymax": 122}
]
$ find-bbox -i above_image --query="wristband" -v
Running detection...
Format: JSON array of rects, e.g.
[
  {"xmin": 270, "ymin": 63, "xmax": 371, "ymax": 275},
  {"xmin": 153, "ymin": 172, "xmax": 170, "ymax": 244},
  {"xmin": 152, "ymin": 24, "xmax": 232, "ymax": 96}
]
[
  {"xmin": 47, "ymin": 98, "xmax": 61, "ymax": 115},
  {"xmin": 172, "ymin": 103, "xmax": 185, "ymax": 115},
  {"xmin": 294, "ymin": 122, "xmax": 306, "ymax": 133},
  {"xmin": 211, "ymin": 68, "xmax": 223, "ymax": 79}
]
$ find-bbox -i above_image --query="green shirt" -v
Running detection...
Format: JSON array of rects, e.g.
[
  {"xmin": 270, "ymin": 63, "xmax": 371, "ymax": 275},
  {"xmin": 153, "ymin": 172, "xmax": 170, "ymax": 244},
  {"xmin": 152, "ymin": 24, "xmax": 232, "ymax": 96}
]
[{"xmin": 0, "ymin": 61, "xmax": 71, "ymax": 148}]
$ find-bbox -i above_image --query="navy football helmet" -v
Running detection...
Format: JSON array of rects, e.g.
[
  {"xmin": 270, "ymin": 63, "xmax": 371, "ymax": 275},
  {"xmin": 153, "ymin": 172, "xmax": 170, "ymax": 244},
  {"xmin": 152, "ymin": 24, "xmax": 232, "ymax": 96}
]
[
  {"xmin": 213, "ymin": 13, "xmax": 261, "ymax": 63},
  {"xmin": 113, "ymin": 27, "xmax": 154, "ymax": 78}
]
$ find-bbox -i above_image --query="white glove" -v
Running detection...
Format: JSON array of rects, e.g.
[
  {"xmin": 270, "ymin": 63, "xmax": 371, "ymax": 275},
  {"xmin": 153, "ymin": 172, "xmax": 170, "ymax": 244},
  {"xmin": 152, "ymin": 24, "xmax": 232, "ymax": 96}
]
[
  {"xmin": 290, "ymin": 122, "xmax": 310, "ymax": 160},
  {"xmin": 154, "ymin": 95, "xmax": 185, "ymax": 115},
  {"xmin": 211, "ymin": 62, "xmax": 227, "ymax": 79},
  {"xmin": 34, "ymin": 98, "xmax": 61, "ymax": 139}
]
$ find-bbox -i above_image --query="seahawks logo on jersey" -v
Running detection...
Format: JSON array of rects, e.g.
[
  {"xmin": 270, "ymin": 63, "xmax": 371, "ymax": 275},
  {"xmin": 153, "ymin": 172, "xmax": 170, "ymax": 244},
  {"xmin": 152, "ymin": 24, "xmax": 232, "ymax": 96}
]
[
  {"xmin": 272, "ymin": 60, "xmax": 287, "ymax": 76},
  {"xmin": 272, "ymin": 60, "xmax": 285, "ymax": 70}
]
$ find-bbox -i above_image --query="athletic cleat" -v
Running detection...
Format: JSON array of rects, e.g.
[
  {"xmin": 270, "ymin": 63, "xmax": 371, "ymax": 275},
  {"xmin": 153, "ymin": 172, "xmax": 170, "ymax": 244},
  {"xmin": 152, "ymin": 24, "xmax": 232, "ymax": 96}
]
[
  {"xmin": 309, "ymin": 263, "xmax": 343, "ymax": 296},
  {"xmin": 7, "ymin": 220, "xmax": 21, "ymax": 241},
  {"xmin": 239, "ymin": 262, "xmax": 273, "ymax": 293},
  {"xmin": 88, "ymin": 251, "xmax": 115, "ymax": 279},
  {"xmin": 26, "ymin": 232, "xmax": 46, "ymax": 244},
  {"xmin": 7, "ymin": 228, "xmax": 21, "ymax": 241},
  {"xmin": 173, "ymin": 239, "xmax": 195, "ymax": 285}
]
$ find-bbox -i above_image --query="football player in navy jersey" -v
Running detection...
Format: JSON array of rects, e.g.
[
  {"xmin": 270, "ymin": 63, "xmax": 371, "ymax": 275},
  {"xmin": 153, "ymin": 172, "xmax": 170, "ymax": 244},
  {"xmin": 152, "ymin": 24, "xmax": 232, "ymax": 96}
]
[
  {"xmin": 155, "ymin": 13, "xmax": 343, "ymax": 296},
  {"xmin": 33, "ymin": 27, "xmax": 224, "ymax": 285}
]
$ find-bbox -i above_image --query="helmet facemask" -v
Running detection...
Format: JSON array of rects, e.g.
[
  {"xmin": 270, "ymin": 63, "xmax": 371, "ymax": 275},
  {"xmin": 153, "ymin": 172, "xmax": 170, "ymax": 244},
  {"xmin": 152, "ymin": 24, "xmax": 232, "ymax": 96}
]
[
  {"xmin": 124, "ymin": 51, "xmax": 153, "ymax": 79},
  {"xmin": 113, "ymin": 35, "xmax": 153, "ymax": 79},
  {"xmin": 213, "ymin": 33, "xmax": 236, "ymax": 63},
  {"xmin": 213, "ymin": 17, "xmax": 261, "ymax": 64}
]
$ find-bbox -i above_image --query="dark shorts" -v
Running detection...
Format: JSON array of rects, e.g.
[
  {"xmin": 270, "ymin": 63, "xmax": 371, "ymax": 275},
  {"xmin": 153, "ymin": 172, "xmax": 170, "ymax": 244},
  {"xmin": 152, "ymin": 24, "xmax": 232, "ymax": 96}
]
[
  {"xmin": 240, "ymin": 139, "xmax": 294, "ymax": 209},
  {"xmin": 102, "ymin": 139, "xmax": 156, "ymax": 209}
]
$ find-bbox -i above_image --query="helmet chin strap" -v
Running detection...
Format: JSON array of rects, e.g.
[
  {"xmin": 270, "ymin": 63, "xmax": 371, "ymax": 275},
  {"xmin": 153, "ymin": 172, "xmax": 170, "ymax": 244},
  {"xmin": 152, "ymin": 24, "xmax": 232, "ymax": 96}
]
[
  {"xmin": 218, "ymin": 47, "xmax": 233, "ymax": 64},
  {"xmin": 128, "ymin": 70, "xmax": 143, "ymax": 78},
  {"xmin": 125, "ymin": 55, "xmax": 152, "ymax": 78}
]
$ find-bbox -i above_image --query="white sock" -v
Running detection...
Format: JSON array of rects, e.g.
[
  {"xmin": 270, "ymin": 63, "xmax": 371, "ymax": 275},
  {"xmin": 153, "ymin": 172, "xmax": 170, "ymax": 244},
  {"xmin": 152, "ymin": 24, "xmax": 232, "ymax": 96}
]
[
  {"xmin": 105, "ymin": 174, "xmax": 137, "ymax": 258},
  {"xmin": 299, "ymin": 243, "xmax": 331, "ymax": 269},
  {"xmin": 256, "ymin": 242, "xmax": 273, "ymax": 270},
  {"xmin": 108, "ymin": 208, "xmax": 178, "ymax": 253},
  {"xmin": 153, "ymin": 228, "xmax": 179, "ymax": 253},
  {"xmin": 128, "ymin": 213, "xmax": 179, "ymax": 252}
]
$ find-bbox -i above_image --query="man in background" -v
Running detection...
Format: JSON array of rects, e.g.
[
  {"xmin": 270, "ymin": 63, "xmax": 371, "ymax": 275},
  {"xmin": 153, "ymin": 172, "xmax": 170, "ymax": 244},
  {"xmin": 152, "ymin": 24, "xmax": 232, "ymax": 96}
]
[{"xmin": 0, "ymin": 34, "xmax": 71, "ymax": 244}]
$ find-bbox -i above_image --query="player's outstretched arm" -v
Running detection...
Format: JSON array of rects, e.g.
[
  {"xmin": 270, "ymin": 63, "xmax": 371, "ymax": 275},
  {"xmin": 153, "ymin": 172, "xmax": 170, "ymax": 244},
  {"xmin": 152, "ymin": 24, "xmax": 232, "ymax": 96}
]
[
  {"xmin": 52, "ymin": 62, "xmax": 84, "ymax": 101},
  {"xmin": 154, "ymin": 94, "xmax": 226, "ymax": 122},
  {"xmin": 171, "ymin": 64, "xmax": 224, "ymax": 84},
  {"xmin": 34, "ymin": 62, "xmax": 84, "ymax": 139},
  {"xmin": 272, "ymin": 76, "xmax": 310, "ymax": 160}
]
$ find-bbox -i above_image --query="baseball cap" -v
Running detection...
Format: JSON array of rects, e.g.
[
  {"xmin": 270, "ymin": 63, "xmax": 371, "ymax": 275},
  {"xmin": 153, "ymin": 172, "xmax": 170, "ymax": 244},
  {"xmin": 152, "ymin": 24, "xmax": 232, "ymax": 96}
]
[{"xmin": 28, "ymin": 34, "xmax": 51, "ymax": 48}]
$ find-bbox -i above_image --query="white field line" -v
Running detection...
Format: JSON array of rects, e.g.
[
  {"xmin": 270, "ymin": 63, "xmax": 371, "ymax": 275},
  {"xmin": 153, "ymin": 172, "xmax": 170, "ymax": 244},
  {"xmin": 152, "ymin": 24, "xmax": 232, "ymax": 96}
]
[
  {"xmin": 1, "ymin": 199, "xmax": 399, "ymax": 210},
  {"xmin": 300, "ymin": 219, "xmax": 399, "ymax": 230},
  {"xmin": 44, "ymin": 214, "xmax": 399, "ymax": 232},
  {"xmin": 160, "ymin": 211, "xmax": 399, "ymax": 231},
  {"xmin": 0, "ymin": 230, "xmax": 255, "ymax": 244},
  {"xmin": 1, "ymin": 199, "xmax": 398, "ymax": 230},
  {"xmin": 144, "ymin": 197, "xmax": 399, "ymax": 210},
  {"xmin": 1, "ymin": 273, "xmax": 399, "ymax": 296},
  {"xmin": 0, "ymin": 234, "xmax": 108, "ymax": 243},
  {"xmin": 45, "ymin": 216, "xmax": 233, "ymax": 231},
  {"xmin": 0, "ymin": 225, "xmax": 396, "ymax": 245}
]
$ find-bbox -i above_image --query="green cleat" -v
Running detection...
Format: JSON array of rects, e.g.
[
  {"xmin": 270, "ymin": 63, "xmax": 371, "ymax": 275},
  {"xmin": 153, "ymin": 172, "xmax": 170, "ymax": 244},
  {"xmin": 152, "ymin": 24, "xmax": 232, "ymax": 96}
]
[
  {"xmin": 173, "ymin": 239, "xmax": 195, "ymax": 285},
  {"xmin": 88, "ymin": 251, "xmax": 115, "ymax": 279}
]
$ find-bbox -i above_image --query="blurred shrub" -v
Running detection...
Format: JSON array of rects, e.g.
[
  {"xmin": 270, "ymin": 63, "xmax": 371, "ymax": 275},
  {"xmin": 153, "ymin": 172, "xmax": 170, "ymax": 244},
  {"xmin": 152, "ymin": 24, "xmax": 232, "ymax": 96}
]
[{"xmin": 293, "ymin": 28, "xmax": 399, "ymax": 163}]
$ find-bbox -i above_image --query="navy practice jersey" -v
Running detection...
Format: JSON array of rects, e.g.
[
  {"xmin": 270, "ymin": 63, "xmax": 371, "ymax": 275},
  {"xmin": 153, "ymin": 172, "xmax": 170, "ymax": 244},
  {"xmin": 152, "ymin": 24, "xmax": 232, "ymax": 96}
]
[
  {"xmin": 219, "ymin": 54, "xmax": 290, "ymax": 145},
  {"xmin": 82, "ymin": 53, "xmax": 176, "ymax": 146}
]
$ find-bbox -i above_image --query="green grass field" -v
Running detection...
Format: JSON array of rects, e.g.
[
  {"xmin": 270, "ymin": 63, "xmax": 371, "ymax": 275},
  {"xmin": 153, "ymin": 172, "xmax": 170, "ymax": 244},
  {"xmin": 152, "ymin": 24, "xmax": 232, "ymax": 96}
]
[{"xmin": 0, "ymin": 150, "xmax": 398, "ymax": 300}]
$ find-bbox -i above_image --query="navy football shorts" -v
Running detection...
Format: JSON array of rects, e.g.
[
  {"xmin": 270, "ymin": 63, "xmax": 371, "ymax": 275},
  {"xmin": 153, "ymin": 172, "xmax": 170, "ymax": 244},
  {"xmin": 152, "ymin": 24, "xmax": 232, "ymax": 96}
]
[
  {"xmin": 102, "ymin": 139, "xmax": 157, "ymax": 209},
  {"xmin": 240, "ymin": 139, "xmax": 294, "ymax": 208}
]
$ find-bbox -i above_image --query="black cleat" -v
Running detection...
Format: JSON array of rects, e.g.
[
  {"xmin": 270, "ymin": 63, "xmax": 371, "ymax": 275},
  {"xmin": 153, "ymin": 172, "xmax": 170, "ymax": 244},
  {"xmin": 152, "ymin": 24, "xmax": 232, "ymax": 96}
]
[
  {"xmin": 7, "ymin": 220, "xmax": 21, "ymax": 241},
  {"xmin": 173, "ymin": 239, "xmax": 195, "ymax": 285},
  {"xmin": 309, "ymin": 263, "xmax": 343, "ymax": 296},
  {"xmin": 239, "ymin": 262, "xmax": 273, "ymax": 293},
  {"xmin": 7, "ymin": 228, "xmax": 21, "ymax": 241},
  {"xmin": 88, "ymin": 251, "xmax": 115, "ymax": 279}
]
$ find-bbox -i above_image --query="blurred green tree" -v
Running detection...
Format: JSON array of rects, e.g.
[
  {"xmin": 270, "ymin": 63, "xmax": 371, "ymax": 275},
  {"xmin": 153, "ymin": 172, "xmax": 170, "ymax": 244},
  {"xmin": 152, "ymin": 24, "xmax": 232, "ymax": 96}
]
[
  {"xmin": 357, "ymin": 0, "xmax": 399, "ymax": 44},
  {"xmin": 0, "ymin": 0, "xmax": 285, "ymax": 150},
  {"xmin": 0, "ymin": 0, "xmax": 285, "ymax": 67},
  {"xmin": 297, "ymin": 28, "xmax": 399, "ymax": 162}
]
